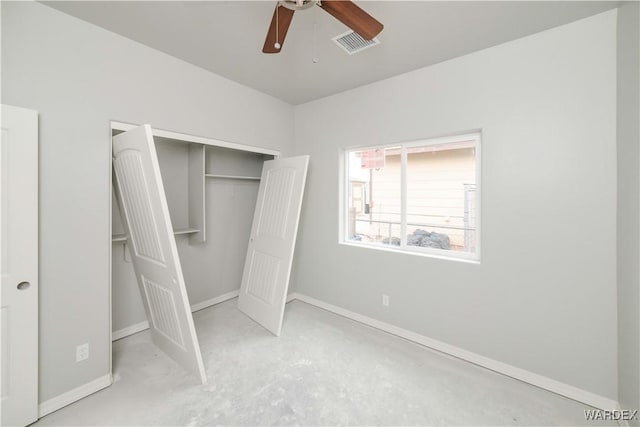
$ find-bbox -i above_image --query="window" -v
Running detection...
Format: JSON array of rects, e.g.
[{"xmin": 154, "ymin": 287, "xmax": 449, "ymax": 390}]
[{"xmin": 343, "ymin": 133, "xmax": 480, "ymax": 261}]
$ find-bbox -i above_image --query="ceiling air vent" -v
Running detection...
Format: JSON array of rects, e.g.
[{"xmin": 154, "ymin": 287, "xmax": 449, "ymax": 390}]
[{"xmin": 332, "ymin": 30, "xmax": 380, "ymax": 55}]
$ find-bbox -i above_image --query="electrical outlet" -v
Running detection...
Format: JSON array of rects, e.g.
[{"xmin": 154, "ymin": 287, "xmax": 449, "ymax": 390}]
[
  {"xmin": 382, "ymin": 294, "xmax": 390, "ymax": 307},
  {"xmin": 76, "ymin": 343, "xmax": 89, "ymax": 362}
]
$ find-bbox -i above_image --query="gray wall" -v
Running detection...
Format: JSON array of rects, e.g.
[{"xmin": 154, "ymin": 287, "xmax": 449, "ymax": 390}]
[
  {"xmin": 617, "ymin": 1, "xmax": 640, "ymax": 420},
  {"xmin": 1, "ymin": 1, "xmax": 294, "ymax": 403},
  {"xmin": 291, "ymin": 11, "xmax": 618, "ymax": 399}
]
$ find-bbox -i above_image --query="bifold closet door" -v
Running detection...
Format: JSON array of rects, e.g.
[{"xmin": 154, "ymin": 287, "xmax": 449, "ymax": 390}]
[
  {"xmin": 112, "ymin": 125, "xmax": 206, "ymax": 384},
  {"xmin": 238, "ymin": 155, "xmax": 309, "ymax": 336}
]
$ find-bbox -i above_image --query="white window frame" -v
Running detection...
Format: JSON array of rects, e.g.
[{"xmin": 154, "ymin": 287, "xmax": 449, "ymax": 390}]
[{"xmin": 340, "ymin": 132, "xmax": 481, "ymax": 263}]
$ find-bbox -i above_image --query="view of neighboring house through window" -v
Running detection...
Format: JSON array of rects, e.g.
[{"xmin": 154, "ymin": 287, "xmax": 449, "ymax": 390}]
[{"xmin": 345, "ymin": 133, "xmax": 480, "ymax": 260}]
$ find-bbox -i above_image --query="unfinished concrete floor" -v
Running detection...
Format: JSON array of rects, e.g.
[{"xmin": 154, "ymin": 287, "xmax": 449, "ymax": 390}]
[{"xmin": 33, "ymin": 299, "xmax": 610, "ymax": 426}]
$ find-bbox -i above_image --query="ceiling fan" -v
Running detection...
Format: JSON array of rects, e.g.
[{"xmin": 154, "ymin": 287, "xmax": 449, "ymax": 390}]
[{"xmin": 262, "ymin": 0, "xmax": 383, "ymax": 53}]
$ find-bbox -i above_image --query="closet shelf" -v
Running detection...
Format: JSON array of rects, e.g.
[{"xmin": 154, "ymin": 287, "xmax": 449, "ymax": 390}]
[
  {"xmin": 112, "ymin": 228, "xmax": 200, "ymax": 242},
  {"xmin": 205, "ymin": 174, "xmax": 260, "ymax": 181},
  {"xmin": 173, "ymin": 227, "xmax": 201, "ymax": 236}
]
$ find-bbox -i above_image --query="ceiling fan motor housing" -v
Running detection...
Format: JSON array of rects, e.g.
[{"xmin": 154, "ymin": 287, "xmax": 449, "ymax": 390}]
[{"xmin": 278, "ymin": 0, "xmax": 318, "ymax": 11}]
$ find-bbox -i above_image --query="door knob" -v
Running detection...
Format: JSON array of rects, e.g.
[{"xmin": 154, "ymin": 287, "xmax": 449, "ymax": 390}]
[{"xmin": 17, "ymin": 281, "xmax": 31, "ymax": 290}]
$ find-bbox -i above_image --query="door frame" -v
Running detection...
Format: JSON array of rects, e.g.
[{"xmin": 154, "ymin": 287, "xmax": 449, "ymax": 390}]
[{"xmin": 108, "ymin": 120, "xmax": 280, "ymax": 375}]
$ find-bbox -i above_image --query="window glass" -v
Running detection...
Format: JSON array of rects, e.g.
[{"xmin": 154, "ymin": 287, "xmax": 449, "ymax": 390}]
[
  {"xmin": 348, "ymin": 147, "xmax": 401, "ymax": 246},
  {"xmin": 406, "ymin": 141, "xmax": 477, "ymax": 253},
  {"xmin": 345, "ymin": 134, "xmax": 479, "ymax": 260}
]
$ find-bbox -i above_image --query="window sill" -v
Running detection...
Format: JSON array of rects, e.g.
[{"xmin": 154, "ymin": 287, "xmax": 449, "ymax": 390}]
[{"xmin": 339, "ymin": 240, "xmax": 481, "ymax": 264}]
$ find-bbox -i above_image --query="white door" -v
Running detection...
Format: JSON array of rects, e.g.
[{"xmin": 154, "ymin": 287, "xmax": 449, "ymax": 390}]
[
  {"xmin": 0, "ymin": 105, "xmax": 39, "ymax": 426},
  {"xmin": 112, "ymin": 125, "xmax": 206, "ymax": 383},
  {"xmin": 238, "ymin": 155, "xmax": 309, "ymax": 336}
]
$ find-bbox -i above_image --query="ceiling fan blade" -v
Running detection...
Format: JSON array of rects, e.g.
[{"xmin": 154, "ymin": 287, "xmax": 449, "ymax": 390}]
[
  {"xmin": 318, "ymin": 0, "xmax": 383, "ymax": 40},
  {"xmin": 262, "ymin": 5, "xmax": 295, "ymax": 54}
]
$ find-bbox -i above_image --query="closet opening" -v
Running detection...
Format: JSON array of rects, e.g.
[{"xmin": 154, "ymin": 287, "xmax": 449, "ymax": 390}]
[{"xmin": 109, "ymin": 121, "xmax": 304, "ymax": 382}]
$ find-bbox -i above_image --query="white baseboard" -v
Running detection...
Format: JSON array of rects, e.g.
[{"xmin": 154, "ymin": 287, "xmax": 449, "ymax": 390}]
[
  {"xmin": 38, "ymin": 374, "xmax": 112, "ymax": 418},
  {"xmin": 112, "ymin": 320, "xmax": 149, "ymax": 341},
  {"xmin": 112, "ymin": 290, "xmax": 240, "ymax": 341},
  {"xmin": 58, "ymin": 291, "xmax": 619, "ymax": 422},
  {"xmin": 190, "ymin": 290, "xmax": 240, "ymax": 313},
  {"xmin": 288, "ymin": 292, "xmax": 619, "ymax": 411}
]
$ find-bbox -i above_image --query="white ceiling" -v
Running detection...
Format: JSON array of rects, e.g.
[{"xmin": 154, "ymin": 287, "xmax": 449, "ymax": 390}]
[{"xmin": 42, "ymin": 1, "xmax": 618, "ymax": 105}]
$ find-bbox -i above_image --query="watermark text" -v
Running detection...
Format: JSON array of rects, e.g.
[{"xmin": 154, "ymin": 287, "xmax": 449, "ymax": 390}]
[{"xmin": 585, "ymin": 409, "xmax": 638, "ymax": 421}]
